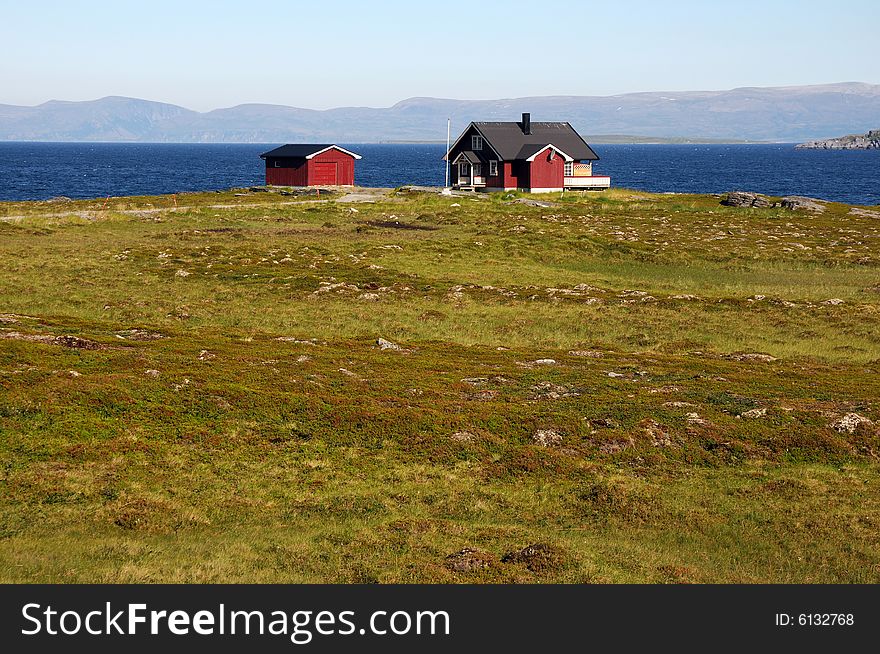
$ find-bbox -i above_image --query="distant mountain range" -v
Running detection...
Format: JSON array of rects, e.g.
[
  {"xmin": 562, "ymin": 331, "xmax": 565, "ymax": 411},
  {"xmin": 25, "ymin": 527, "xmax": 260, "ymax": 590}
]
[{"xmin": 1, "ymin": 82, "xmax": 879, "ymax": 143}]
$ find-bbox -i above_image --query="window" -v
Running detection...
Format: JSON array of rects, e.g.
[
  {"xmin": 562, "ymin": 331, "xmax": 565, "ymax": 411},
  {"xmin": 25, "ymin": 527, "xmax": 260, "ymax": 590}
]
[
  {"xmin": 489, "ymin": 160, "xmax": 498, "ymax": 176},
  {"xmin": 459, "ymin": 161, "xmax": 469, "ymax": 176},
  {"xmin": 564, "ymin": 161, "xmax": 573, "ymax": 176},
  {"xmin": 274, "ymin": 160, "xmax": 281, "ymax": 168},
  {"xmin": 473, "ymin": 163, "xmax": 482, "ymax": 177},
  {"xmin": 471, "ymin": 135, "xmax": 483, "ymax": 150}
]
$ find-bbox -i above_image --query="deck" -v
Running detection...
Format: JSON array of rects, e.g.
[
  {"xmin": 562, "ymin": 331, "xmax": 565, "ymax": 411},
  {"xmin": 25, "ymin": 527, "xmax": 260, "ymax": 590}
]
[{"xmin": 564, "ymin": 175, "xmax": 611, "ymax": 190}]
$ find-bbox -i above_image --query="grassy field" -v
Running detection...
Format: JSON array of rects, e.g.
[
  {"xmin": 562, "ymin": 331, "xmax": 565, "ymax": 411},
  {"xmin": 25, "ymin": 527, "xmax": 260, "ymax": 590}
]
[{"xmin": 1, "ymin": 186, "xmax": 878, "ymax": 583}]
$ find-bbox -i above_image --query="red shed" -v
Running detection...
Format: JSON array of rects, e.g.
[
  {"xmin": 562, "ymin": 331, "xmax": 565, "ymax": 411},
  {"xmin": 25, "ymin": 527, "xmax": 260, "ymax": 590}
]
[{"xmin": 260, "ymin": 144, "xmax": 362, "ymax": 187}]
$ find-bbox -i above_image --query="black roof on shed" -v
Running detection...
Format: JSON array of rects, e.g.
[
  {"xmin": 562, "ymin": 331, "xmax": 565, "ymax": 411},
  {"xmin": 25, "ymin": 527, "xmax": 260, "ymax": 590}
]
[{"xmin": 260, "ymin": 144, "xmax": 362, "ymax": 159}]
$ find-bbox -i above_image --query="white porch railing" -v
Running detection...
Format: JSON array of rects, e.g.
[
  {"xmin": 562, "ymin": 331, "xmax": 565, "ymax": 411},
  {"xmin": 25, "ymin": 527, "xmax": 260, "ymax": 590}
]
[{"xmin": 564, "ymin": 175, "xmax": 611, "ymax": 189}]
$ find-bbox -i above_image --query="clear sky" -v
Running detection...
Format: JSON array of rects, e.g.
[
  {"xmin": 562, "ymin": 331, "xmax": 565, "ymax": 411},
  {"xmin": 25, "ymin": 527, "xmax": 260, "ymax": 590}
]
[{"xmin": 1, "ymin": 0, "xmax": 878, "ymax": 110}]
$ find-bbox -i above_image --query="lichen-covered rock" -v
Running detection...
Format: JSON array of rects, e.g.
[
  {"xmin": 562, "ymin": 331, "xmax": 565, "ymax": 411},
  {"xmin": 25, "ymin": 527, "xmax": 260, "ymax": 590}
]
[
  {"xmin": 376, "ymin": 337, "xmax": 401, "ymax": 351},
  {"xmin": 444, "ymin": 547, "xmax": 494, "ymax": 572},
  {"xmin": 727, "ymin": 352, "xmax": 778, "ymax": 363},
  {"xmin": 532, "ymin": 429, "xmax": 563, "ymax": 447},
  {"xmin": 721, "ymin": 191, "xmax": 772, "ymax": 208},
  {"xmin": 780, "ymin": 196, "xmax": 827, "ymax": 213},
  {"xmin": 640, "ymin": 418, "xmax": 673, "ymax": 446},
  {"xmin": 501, "ymin": 543, "xmax": 565, "ymax": 572},
  {"xmin": 529, "ymin": 381, "xmax": 579, "ymax": 400},
  {"xmin": 830, "ymin": 413, "xmax": 874, "ymax": 434}
]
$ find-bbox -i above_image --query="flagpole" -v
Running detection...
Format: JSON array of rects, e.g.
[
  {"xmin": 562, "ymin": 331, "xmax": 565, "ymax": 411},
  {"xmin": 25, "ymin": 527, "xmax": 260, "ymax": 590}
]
[{"xmin": 445, "ymin": 118, "xmax": 451, "ymax": 189}]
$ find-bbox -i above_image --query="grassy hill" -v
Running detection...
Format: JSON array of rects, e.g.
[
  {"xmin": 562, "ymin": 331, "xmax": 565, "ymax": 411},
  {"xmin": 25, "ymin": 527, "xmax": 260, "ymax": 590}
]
[{"xmin": 1, "ymin": 187, "xmax": 879, "ymax": 583}]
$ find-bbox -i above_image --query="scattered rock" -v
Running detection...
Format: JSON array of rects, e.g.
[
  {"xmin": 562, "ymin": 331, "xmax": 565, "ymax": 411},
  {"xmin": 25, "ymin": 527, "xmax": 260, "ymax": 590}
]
[
  {"xmin": 54, "ymin": 335, "xmax": 104, "ymax": 350},
  {"xmin": 461, "ymin": 377, "xmax": 488, "ymax": 386},
  {"xmin": 376, "ymin": 337, "xmax": 401, "ymax": 351},
  {"xmin": 685, "ymin": 412, "xmax": 709, "ymax": 426},
  {"xmin": 650, "ymin": 385, "xmax": 680, "ymax": 394},
  {"xmin": 780, "ymin": 196, "xmax": 827, "ymax": 213},
  {"xmin": 663, "ymin": 401, "xmax": 695, "ymax": 408},
  {"xmin": 197, "ymin": 349, "xmax": 216, "ymax": 361},
  {"xmin": 358, "ymin": 292, "xmax": 380, "ymax": 301},
  {"xmin": 590, "ymin": 418, "xmax": 619, "ymax": 430},
  {"xmin": 0, "ymin": 332, "xmax": 108, "ymax": 350},
  {"xmin": 607, "ymin": 371, "xmax": 626, "ymax": 378},
  {"xmin": 275, "ymin": 337, "xmax": 320, "ymax": 346},
  {"xmin": 116, "ymin": 329, "xmax": 164, "ymax": 341},
  {"xmin": 726, "ymin": 352, "xmax": 778, "ymax": 363},
  {"xmin": 532, "ymin": 359, "xmax": 557, "ymax": 366},
  {"xmin": 501, "ymin": 543, "xmax": 564, "ymax": 572},
  {"xmin": 295, "ymin": 355, "xmax": 311, "ymax": 363},
  {"xmin": 451, "ymin": 431, "xmax": 477, "ymax": 442},
  {"xmin": 568, "ymin": 349, "xmax": 603, "ymax": 358},
  {"xmin": 739, "ymin": 408, "xmax": 767, "ymax": 419},
  {"xmin": 67, "ymin": 370, "xmax": 81, "ymax": 378},
  {"xmin": 821, "ymin": 298, "xmax": 845, "ymax": 306},
  {"xmin": 532, "ymin": 429, "xmax": 563, "ymax": 447},
  {"xmin": 598, "ymin": 436, "xmax": 635, "ymax": 453},
  {"xmin": 830, "ymin": 413, "xmax": 874, "ymax": 434},
  {"xmin": 510, "ymin": 198, "xmax": 554, "ymax": 208},
  {"xmin": 529, "ymin": 381, "xmax": 579, "ymax": 400},
  {"xmin": 337, "ymin": 368, "xmax": 365, "ymax": 381},
  {"xmin": 640, "ymin": 418, "xmax": 673, "ymax": 447},
  {"xmin": 445, "ymin": 548, "xmax": 494, "ymax": 572},
  {"xmin": 172, "ymin": 378, "xmax": 192, "ymax": 391},
  {"xmin": 721, "ymin": 191, "xmax": 772, "ymax": 208},
  {"xmin": 174, "ymin": 269, "xmax": 191, "ymax": 277},
  {"xmin": 145, "ymin": 369, "xmax": 160, "ymax": 378},
  {"xmin": 848, "ymin": 207, "xmax": 880, "ymax": 219}
]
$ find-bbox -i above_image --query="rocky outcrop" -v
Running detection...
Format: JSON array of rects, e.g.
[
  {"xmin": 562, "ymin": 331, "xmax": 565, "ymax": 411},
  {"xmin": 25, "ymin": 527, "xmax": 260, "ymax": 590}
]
[
  {"xmin": 445, "ymin": 548, "xmax": 495, "ymax": 572},
  {"xmin": 721, "ymin": 191, "xmax": 772, "ymax": 208},
  {"xmin": 796, "ymin": 129, "xmax": 880, "ymax": 149},
  {"xmin": 780, "ymin": 196, "xmax": 827, "ymax": 213},
  {"xmin": 721, "ymin": 192, "xmax": 831, "ymax": 213}
]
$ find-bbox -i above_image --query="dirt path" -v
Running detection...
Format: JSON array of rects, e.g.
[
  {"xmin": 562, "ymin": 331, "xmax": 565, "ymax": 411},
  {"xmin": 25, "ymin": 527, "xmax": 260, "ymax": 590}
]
[
  {"xmin": 0, "ymin": 199, "xmax": 331, "ymax": 223},
  {"xmin": 1, "ymin": 188, "xmax": 399, "ymax": 222}
]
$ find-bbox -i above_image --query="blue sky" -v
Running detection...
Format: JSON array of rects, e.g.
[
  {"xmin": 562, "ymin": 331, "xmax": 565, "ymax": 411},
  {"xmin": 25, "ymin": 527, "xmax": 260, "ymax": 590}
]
[{"xmin": 1, "ymin": 0, "xmax": 878, "ymax": 110}]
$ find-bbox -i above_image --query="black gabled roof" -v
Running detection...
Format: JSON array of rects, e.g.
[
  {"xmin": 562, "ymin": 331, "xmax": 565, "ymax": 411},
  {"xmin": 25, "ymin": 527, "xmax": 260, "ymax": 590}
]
[
  {"xmin": 259, "ymin": 144, "xmax": 362, "ymax": 159},
  {"xmin": 472, "ymin": 122, "xmax": 599, "ymax": 161}
]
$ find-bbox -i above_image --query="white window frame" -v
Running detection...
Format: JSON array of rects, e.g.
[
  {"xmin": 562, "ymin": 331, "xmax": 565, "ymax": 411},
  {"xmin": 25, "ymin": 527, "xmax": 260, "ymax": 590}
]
[
  {"xmin": 274, "ymin": 160, "xmax": 281, "ymax": 168},
  {"xmin": 564, "ymin": 161, "xmax": 573, "ymax": 176},
  {"xmin": 459, "ymin": 161, "xmax": 469, "ymax": 176},
  {"xmin": 471, "ymin": 135, "xmax": 483, "ymax": 150},
  {"xmin": 489, "ymin": 160, "xmax": 498, "ymax": 176}
]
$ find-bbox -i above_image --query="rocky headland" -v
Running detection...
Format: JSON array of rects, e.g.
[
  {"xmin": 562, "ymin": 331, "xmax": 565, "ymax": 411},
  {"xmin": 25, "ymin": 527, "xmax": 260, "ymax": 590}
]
[{"xmin": 796, "ymin": 129, "xmax": 880, "ymax": 149}]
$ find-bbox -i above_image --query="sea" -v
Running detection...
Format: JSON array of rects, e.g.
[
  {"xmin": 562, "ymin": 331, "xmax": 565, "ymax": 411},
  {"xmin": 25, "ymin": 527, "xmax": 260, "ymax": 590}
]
[{"xmin": 0, "ymin": 142, "xmax": 878, "ymax": 206}]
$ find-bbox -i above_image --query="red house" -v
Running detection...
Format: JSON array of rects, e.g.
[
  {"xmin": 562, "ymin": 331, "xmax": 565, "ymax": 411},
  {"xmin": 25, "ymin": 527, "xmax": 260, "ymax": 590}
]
[
  {"xmin": 260, "ymin": 144, "xmax": 362, "ymax": 187},
  {"xmin": 443, "ymin": 113, "xmax": 610, "ymax": 193}
]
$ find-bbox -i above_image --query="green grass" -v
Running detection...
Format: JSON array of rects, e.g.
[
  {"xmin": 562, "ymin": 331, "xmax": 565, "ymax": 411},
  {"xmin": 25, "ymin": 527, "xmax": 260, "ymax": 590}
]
[{"xmin": 1, "ymin": 186, "xmax": 878, "ymax": 583}]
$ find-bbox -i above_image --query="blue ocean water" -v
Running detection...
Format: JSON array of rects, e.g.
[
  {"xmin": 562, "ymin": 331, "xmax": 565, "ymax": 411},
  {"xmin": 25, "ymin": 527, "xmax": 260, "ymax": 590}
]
[{"xmin": 0, "ymin": 142, "xmax": 878, "ymax": 205}]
